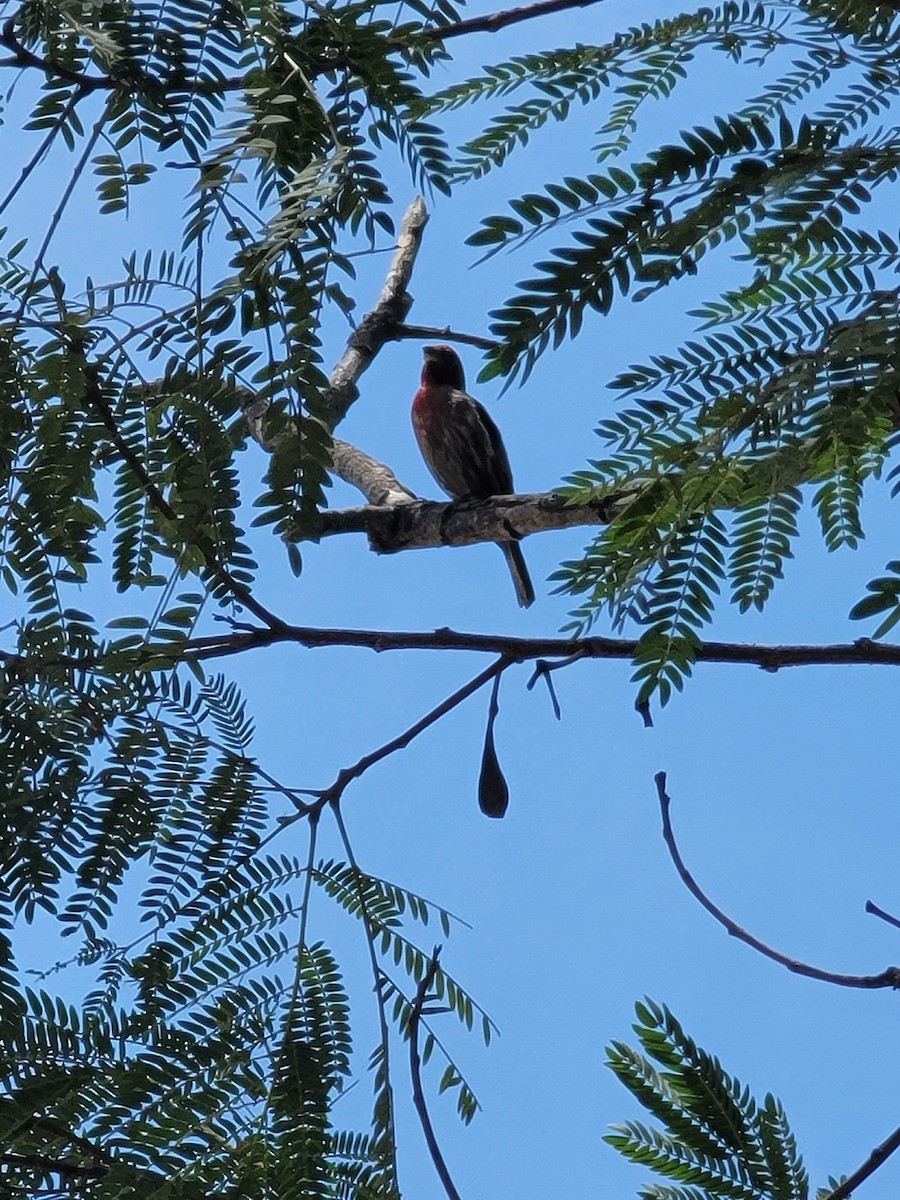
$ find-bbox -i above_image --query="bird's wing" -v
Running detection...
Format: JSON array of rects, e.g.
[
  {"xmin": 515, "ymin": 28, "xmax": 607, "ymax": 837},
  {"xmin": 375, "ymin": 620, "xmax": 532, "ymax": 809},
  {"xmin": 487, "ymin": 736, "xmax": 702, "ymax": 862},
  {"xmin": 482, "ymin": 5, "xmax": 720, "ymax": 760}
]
[{"xmin": 447, "ymin": 390, "xmax": 515, "ymax": 497}]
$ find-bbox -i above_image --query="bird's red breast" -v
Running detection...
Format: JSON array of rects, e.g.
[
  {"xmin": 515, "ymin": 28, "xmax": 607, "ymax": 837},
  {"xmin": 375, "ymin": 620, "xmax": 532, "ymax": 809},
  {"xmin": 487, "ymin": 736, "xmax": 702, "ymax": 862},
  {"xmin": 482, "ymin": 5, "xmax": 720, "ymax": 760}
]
[{"xmin": 412, "ymin": 383, "xmax": 448, "ymax": 452}]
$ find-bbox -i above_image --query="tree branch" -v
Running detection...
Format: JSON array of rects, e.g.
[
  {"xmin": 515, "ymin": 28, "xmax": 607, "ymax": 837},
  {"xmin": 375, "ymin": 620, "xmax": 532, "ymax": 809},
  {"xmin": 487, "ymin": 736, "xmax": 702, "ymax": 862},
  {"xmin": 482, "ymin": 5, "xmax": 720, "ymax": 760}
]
[
  {"xmin": 242, "ymin": 197, "xmax": 431, "ymax": 500},
  {"xmin": 0, "ymin": 14, "xmax": 245, "ymax": 93},
  {"xmin": 395, "ymin": 324, "xmax": 498, "ymax": 351},
  {"xmin": 416, "ymin": 0, "xmax": 608, "ymax": 40},
  {"xmin": 866, "ymin": 900, "xmax": 900, "ymax": 931},
  {"xmin": 821, "ymin": 1121, "xmax": 900, "ymax": 1200},
  {"xmin": 299, "ymin": 489, "xmax": 624, "ymax": 548},
  {"xmin": 655, "ymin": 772, "xmax": 900, "ymax": 990},
  {"xmin": 304, "ymin": 657, "xmax": 510, "ymax": 816},
  {"xmin": 0, "ymin": 18, "xmax": 112, "ymax": 90},
  {"xmin": 329, "ymin": 803, "xmax": 400, "ymax": 1191},
  {"xmin": 8, "ymin": 628, "xmax": 900, "ymax": 673},
  {"xmin": 331, "ymin": 439, "xmax": 416, "ymax": 505},
  {"xmin": 409, "ymin": 948, "xmax": 463, "ymax": 1200},
  {"xmin": 324, "ymin": 197, "xmax": 430, "ymax": 426}
]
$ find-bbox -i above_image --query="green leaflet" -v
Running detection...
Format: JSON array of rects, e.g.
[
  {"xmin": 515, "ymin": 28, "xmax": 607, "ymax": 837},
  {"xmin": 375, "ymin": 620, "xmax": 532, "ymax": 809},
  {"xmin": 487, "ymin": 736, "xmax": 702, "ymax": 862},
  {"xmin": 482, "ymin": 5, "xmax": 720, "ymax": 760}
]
[{"xmin": 607, "ymin": 1001, "xmax": 809, "ymax": 1200}]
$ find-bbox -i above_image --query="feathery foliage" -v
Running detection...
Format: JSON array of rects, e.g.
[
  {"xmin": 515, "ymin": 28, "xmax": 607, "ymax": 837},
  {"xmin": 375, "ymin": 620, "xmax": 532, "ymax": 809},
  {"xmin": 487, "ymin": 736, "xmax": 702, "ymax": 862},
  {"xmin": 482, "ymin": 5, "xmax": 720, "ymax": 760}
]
[
  {"xmin": 2, "ymin": 0, "xmax": 898, "ymax": 1191},
  {"xmin": 607, "ymin": 1001, "xmax": 812, "ymax": 1200},
  {"xmin": 444, "ymin": 0, "xmax": 900, "ymax": 702}
]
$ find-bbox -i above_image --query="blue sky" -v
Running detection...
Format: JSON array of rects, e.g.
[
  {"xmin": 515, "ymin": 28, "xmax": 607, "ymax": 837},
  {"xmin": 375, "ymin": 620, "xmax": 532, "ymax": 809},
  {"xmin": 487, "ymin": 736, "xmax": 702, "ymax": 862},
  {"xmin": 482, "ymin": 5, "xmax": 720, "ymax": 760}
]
[{"xmin": 4, "ymin": 0, "xmax": 900, "ymax": 1195}]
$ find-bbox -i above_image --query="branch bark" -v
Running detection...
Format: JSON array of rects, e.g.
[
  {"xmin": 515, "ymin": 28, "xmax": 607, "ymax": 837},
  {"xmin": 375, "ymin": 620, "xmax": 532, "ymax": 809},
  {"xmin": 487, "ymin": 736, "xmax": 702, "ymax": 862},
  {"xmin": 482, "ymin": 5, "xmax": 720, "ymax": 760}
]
[
  {"xmin": 10, "ymin": 627, "xmax": 900, "ymax": 673},
  {"xmin": 297, "ymin": 489, "xmax": 624, "ymax": 548},
  {"xmin": 331, "ymin": 439, "xmax": 416, "ymax": 505},
  {"xmin": 242, "ymin": 197, "xmax": 431, "ymax": 504}
]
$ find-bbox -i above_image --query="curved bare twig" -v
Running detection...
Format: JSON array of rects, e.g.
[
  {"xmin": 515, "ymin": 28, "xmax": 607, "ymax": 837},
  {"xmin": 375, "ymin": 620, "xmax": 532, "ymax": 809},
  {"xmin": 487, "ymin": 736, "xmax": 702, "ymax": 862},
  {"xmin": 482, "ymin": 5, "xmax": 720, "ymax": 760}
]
[{"xmin": 654, "ymin": 772, "xmax": 900, "ymax": 990}]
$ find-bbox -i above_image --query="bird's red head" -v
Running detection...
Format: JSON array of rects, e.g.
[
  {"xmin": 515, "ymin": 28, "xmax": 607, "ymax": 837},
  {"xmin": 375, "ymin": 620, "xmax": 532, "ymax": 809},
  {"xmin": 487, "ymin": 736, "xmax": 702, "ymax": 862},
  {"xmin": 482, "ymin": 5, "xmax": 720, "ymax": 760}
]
[{"xmin": 421, "ymin": 344, "xmax": 465, "ymax": 390}]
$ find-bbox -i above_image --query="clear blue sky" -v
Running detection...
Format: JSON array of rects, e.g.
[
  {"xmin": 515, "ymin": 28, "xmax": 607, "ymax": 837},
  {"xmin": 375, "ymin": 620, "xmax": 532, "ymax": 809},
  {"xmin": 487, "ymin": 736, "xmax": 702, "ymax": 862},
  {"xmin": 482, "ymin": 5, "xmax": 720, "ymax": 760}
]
[{"xmin": 4, "ymin": 0, "xmax": 900, "ymax": 1195}]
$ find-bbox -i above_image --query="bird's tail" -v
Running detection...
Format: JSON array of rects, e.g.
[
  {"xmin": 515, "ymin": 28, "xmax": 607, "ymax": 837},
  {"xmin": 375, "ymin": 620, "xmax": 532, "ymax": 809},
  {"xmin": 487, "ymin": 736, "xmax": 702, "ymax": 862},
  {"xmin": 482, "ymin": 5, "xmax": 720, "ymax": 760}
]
[{"xmin": 499, "ymin": 541, "xmax": 535, "ymax": 608}]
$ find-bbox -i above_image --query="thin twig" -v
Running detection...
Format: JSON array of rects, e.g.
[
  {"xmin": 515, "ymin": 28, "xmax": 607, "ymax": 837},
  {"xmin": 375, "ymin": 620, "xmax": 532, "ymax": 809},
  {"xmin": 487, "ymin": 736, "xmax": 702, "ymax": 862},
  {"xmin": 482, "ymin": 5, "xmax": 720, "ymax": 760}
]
[
  {"xmin": 525, "ymin": 655, "xmax": 583, "ymax": 719},
  {"xmin": 821, "ymin": 1121, "xmax": 900, "ymax": 1200},
  {"xmin": 395, "ymin": 324, "xmax": 498, "ymax": 350},
  {"xmin": 417, "ymin": 0, "xmax": 608, "ymax": 40},
  {"xmin": 288, "ymin": 810, "xmax": 319, "ymax": 1013},
  {"xmin": 655, "ymin": 772, "xmax": 900, "ymax": 990},
  {"xmin": 866, "ymin": 900, "xmax": 900, "ymax": 932},
  {"xmin": 14, "ymin": 104, "xmax": 107, "ymax": 323},
  {"xmin": 310, "ymin": 657, "xmax": 511, "ymax": 815},
  {"xmin": 0, "ymin": 90, "xmax": 85, "ymax": 220},
  {"xmin": 409, "ymin": 948, "xmax": 462, "ymax": 1200}
]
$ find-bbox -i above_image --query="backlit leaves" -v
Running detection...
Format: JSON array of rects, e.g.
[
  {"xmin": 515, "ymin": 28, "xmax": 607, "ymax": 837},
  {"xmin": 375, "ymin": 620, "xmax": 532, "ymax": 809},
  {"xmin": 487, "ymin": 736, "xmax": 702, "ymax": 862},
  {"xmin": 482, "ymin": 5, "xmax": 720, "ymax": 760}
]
[{"xmin": 607, "ymin": 1000, "xmax": 810, "ymax": 1200}]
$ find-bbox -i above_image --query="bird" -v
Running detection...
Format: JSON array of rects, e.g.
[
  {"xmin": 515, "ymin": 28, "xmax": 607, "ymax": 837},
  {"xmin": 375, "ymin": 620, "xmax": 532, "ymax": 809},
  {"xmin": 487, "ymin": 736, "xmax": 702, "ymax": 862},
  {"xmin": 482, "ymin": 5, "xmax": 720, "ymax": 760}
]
[{"xmin": 411, "ymin": 344, "xmax": 535, "ymax": 608}]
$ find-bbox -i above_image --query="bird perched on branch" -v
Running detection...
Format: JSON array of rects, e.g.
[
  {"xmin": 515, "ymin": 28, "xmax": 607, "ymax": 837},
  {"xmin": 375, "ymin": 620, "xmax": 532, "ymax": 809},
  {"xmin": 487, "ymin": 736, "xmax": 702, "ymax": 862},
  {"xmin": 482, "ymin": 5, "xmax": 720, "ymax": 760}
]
[{"xmin": 411, "ymin": 344, "xmax": 535, "ymax": 608}]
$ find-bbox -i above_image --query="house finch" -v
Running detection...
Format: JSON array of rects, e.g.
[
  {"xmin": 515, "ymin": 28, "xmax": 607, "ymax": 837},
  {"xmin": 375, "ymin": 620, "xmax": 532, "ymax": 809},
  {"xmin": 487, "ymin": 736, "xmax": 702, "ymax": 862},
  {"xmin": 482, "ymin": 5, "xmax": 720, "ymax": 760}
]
[{"xmin": 411, "ymin": 344, "xmax": 535, "ymax": 608}]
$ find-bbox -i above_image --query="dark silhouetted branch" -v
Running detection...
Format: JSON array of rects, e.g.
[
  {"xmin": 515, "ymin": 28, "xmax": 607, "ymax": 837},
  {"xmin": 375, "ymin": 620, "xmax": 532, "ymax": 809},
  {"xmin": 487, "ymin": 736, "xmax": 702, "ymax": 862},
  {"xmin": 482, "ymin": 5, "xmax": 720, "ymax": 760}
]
[
  {"xmin": 821, "ymin": 1121, "xmax": 900, "ymax": 1200},
  {"xmin": 395, "ymin": 324, "xmax": 498, "ymax": 350},
  {"xmin": 0, "ymin": 1151, "xmax": 107, "ymax": 1179},
  {"xmin": 301, "ymin": 657, "xmax": 510, "ymax": 817},
  {"xmin": 7, "ymin": 627, "xmax": 900, "ymax": 674},
  {"xmin": 655, "ymin": 772, "xmax": 900, "ymax": 990},
  {"xmin": 866, "ymin": 900, "xmax": 900, "ymax": 931},
  {"xmin": 418, "ymin": 0, "xmax": 607, "ymax": 40},
  {"xmin": 0, "ymin": 18, "xmax": 113, "ymax": 89},
  {"xmin": 409, "ymin": 948, "xmax": 462, "ymax": 1200}
]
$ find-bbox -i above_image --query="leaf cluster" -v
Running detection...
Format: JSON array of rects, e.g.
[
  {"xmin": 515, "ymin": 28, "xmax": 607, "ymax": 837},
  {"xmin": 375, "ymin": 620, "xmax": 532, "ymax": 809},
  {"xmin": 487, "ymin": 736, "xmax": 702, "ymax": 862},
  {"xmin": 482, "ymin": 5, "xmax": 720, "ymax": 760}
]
[
  {"xmin": 607, "ymin": 1000, "xmax": 810, "ymax": 1200},
  {"xmin": 429, "ymin": 0, "xmax": 900, "ymax": 702}
]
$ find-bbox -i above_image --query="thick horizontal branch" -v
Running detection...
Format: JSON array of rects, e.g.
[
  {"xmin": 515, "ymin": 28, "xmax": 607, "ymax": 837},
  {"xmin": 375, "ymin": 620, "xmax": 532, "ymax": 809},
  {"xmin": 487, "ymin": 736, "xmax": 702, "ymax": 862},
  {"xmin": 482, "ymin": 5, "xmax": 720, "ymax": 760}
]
[
  {"xmin": 181, "ymin": 630, "xmax": 900, "ymax": 669},
  {"xmin": 12, "ymin": 627, "xmax": 899, "ymax": 673},
  {"xmin": 295, "ymin": 490, "xmax": 622, "ymax": 548}
]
